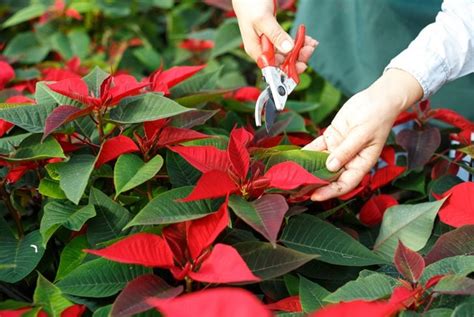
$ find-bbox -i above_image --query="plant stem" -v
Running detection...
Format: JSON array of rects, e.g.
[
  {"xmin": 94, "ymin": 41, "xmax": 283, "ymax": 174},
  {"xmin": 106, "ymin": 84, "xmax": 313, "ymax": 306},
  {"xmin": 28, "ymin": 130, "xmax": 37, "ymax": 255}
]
[
  {"xmin": 146, "ymin": 182, "xmax": 153, "ymax": 201},
  {"xmin": 96, "ymin": 110, "xmax": 105, "ymax": 143},
  {"xmin": 423, "ymin": 294, "xmax": 436, "ymax": 313},
  {"xmin": 0, "ymin": 181, "xmax": 23, "ymax": 238},
  {"xmin": 185, "ymin": 277, "xmax": 193, "ymax": 293}
]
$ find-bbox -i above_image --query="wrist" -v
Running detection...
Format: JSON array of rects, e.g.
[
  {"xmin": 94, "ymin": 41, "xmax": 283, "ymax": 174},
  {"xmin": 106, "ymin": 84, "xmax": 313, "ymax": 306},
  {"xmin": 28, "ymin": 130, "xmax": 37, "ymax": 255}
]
[{"xmin": 369, "ymin": 68, "xmax": 424, "ymax": 116}]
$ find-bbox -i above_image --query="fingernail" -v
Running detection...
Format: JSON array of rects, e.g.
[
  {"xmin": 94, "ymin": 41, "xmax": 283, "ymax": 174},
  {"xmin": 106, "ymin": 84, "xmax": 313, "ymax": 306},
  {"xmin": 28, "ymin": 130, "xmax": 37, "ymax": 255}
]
[
  {"xmin": 281, "ymin": 40, "xmax": 293, "ymax": 53},
  {"xmin": 326, "ymin": 157, "xmax": 341, "ymax": 171}
]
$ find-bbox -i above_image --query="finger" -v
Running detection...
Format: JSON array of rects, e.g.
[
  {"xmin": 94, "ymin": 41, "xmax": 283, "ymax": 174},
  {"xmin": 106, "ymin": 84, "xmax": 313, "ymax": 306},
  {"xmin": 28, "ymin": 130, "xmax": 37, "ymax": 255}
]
[
  {"xmin": 305, "ymin": 35, "xmax": 318, "ymax": 48},
  {"xmin": 255, "ymin": 15, "xmax": 294, "ymax": 54},
  {"xmin": 240, "ymin": 26, "xmax": 263, "ymax": 61},
  {"xmin": 275, "ymin": 53, "xmax": 284, "ymax": 65},
  {"xmin": 322, "ymin": 125, "xmax": 345, "ymax": 151},
  {"xmin": 296, "ymin": 62, "xmax": 308, "ymax": 74},
  {"xmin": 298, "ymin": 45, "xmax": 316, "ymax": 63},
  {"xmin": 325, "ymin": 128, "xmax": 367, "ymax": 172},
  {"xmin": 310, "ymin": 165, "xmax": 367, "ymax": 201},
  {"xmin": 302, "ymin": 135, "xmax": 327, "ymax": 151}
]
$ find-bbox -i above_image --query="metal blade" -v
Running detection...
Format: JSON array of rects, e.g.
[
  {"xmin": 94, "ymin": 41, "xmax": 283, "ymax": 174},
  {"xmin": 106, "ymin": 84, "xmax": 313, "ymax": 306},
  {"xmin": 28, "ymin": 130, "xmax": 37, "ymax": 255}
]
[
  {"xmin": 264, "ymin": 95, "xmax": 278, "ymax": 133},
  {"xmin": 255, "ymin": 88, "xmax": 270, "ymax": 127}
]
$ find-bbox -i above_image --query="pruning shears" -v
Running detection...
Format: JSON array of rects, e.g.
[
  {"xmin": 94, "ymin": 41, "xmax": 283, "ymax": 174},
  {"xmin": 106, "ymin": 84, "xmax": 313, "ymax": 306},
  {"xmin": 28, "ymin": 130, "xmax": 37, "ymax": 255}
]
[{"xmin": 255, "ymin": 14, "xmax": 306, "ymax": 132}]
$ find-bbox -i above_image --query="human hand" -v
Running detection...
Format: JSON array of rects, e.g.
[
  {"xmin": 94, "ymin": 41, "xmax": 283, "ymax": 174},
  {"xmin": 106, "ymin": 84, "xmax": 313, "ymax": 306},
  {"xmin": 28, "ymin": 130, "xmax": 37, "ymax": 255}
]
[
  {"xmin": 232, "ymin": 0, "xmax": 318, "ymax": 73},
  {"xmin": 303, "ymin": 69, "xmax": 424, "ymax": 200}
]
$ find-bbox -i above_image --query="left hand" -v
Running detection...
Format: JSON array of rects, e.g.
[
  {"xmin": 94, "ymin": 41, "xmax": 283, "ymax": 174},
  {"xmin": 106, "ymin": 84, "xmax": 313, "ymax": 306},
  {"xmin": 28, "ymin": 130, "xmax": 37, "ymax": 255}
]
[{"xmin": 303, "ymin": 69, "xmax": 424, "ymax": 201}]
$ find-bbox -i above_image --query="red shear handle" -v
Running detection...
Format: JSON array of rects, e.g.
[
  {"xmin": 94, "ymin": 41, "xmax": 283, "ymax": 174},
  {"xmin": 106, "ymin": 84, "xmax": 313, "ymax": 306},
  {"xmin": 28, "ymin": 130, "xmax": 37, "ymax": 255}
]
[
  {"xmin": 257, "ymin": 0, "xmax": 278, "ymax": 68},
  {"xmin": 257, "ymin": 35, "xmax": 276, "ymax": 68},
  {"xmin": 281, "ymin": 24, "xmax": 306, "ymax": 84}
]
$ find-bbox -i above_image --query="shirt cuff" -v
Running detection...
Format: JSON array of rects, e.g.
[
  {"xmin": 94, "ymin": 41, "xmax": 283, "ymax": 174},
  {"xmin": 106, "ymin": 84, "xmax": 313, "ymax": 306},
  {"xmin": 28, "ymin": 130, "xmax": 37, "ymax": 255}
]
[{"xmin": 385, "ymin": 45, "xmax": 449, "ymax": 99}]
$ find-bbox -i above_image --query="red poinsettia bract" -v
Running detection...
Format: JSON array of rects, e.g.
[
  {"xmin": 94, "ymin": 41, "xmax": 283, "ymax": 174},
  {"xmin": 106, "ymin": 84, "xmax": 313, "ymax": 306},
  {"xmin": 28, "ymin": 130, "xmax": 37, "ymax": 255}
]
[
  {"xmin": 39, "ymin": 0, "xmax": 82, "ymax": 24},
  {"xmin": 180, "ymin": 39, "xmax": 214, "ymax": 52},
  {"xmin": 0, "ymin": 60, "xmax": 15, "ymax": 89},
  {"xmin": 85, "ymin": 200, "xmax": 259, "ymax": 284},
  {"xmin": 437, "ymin": 182, "xmax": 474, "ymax": 228},
  {"xmin": 0, "ymin": 95, "xmax": 35, "ymax": 137},
  {"xmin": 42, "ymin": 57, "xmax": 87, "ymax": 81},
  {"xmin": 171, "ymin": 127, "xmax": 328, "ymax": 201},
  {"xmin": 147, "ymin": 65, "xmax": 206, "ymax": 95},
  {"xmin": 48, "ymin": 74, "xmax": 147, "ymax": 110},
  {"xmin": 147, "ymin": 287, "xmax": 272, "ymax": 317},
  {"xmin": 350, "ymin": 147, "xmax": 405, "ymax": 196},
  {"xmin": 134, "ymin": 118, "xmax": 209, "ymax": 159},
  {"xmin": 44, "ymin": 75, "xmax": 148, "ymax": 138}
]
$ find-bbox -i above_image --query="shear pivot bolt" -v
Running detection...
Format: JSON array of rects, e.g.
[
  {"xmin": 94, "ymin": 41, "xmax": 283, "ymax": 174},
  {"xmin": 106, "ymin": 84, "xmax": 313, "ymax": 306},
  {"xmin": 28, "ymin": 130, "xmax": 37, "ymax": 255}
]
[{"xmin": 277, "ymin": 86, "xmax": 286, "ymax": 96}]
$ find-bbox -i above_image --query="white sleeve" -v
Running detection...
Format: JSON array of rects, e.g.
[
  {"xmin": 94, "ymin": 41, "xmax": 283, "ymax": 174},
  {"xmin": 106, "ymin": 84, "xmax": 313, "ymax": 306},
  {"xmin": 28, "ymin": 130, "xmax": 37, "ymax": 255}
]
[{"xmin": 385, "ymin": 0, "xmax": 474, "ymax": 98}]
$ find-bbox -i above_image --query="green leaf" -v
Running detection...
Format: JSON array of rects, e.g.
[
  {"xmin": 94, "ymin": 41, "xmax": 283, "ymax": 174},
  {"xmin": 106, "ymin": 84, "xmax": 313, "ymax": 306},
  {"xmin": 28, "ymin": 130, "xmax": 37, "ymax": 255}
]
[
  {"xmin": 0, "ymin": 300, "xmax": 30, "ymax": 310},
  {"xmin": 56, "ymin": 258, "xmax": 151, "ymax": 298},
  {"xmin": 114, "ymin": 154, "xmax": 163, "ymax": 197},
  {"xmin": 34, "ymin": 273, "xmax": 72, "ymax": 317},
  {"xmin": 0, "ymin": 103, "xmax": 56, "ymax": 133},
  {"xmin": 87, "ymin": 187, "xmax": 132, "ymax": 245},
  {"xmin": 50, "ymin": 32, "xmax": 74, "ymax": 60},
  {"xmin": 35, "ymin": 82, "xmax": 82, "ymax": 108},
  {"xmin": 310, "ymin": 81, "xmax": 341, "ymax": 124},
  {"xmin": 5, "ymin": 134, "xmax": 65, "ymax": 161},
  {"xmin": 133, "ymin": 46, "xmax": 162, "ymax": 71},
  {"xmin": 265, "ymin": 150, "xmax": 336, "ymax": 180},
  {"xmin": 56, "ymin": 155, "xmax": 96, "ymax": 205},
  {"xmin": 299, "ymin": 276, "xmax": 330, "ymax": 313},
  {"xmin": 433, "ymin": 275, "xmax": 474, "ymax": 295},
  {"xmin": 452, "ymin": 302, "xmax": 474, "ymax": 317},
  {"xmin": 38, "ymin": 178, "xmax": 67, "ymax": 199},
  {"xmin": 68, "ymin": 29, "xmax": 90, "ymax": 59},
  {"xmin": 2, "ymin": 4, "xmax": 47, "ymax": 28},
  {"xmin": 280, "ymin": 214, "xmax": 386, "ymax": 266},
  {"xmin": 3, "ymin": 32, "xmax": 50, "ymax": 64},
  {"xmin": 175, "ymin": 90, "xmax": 227, "ymax": 107},
  {"xmin": 421, "ymin": 309, "xmax": 454, "ymax": 317},
  {"xmin": 125, "ymin": 186, "xmax": 216, "ymax": 228},
  {"xmin": 421, "ymin": 256, "xmax": 474, "ymax": 285},
  {"xmin": 109, "ymin": 93, "xmax": 192, "ymax": 124},
  {"xmin": 83, "ymin": 67, "xmax": 110, "ymax": 98},
  {"xmin": 40, "ymin": 201, "xmax": 96, "ymax": 246},
  {"xmin": 92, "ymin": 305, "xmax": 112, "ymax": 317},
  {"xmin": 0, "ymin": 133, "xmax": 33, "ymax": 155},
  {"xmin": 285, "ymin": 101, "xmax": 321, "ymax": 114},
  {"xmin": 56, "ymin": 235, "xmax": 89, "ymax": 282},
  {"xmin": 233, "ymin": 241, "xmax": 317, "ymax": 280},
  {"xmin": 276, "ymin": 111, "xmax": 308, "ymax": 133},
  {"xmin": 229, "ymin": 194, "xmax": 288, "ymax": 245},
  {"xmin": 324, "ymin": 271, "xmax": 400, "ymax": 303},
  {"xmin": 166, "ymin": 150, "xmax": 202, "ymax": 187},
  {"xmin": 170, "ymin": 68, "xmax": 222, "ymax": 98},
  {"xmin": 394, "ymin": 170, "xmax": 426, "ymax": 194},
  {"xmin": 0, "ymin": 219, "xmax": 45, "ymax": 283},
  {"xmin": 374, "ymin": 199, "xmax": 445, "ymax": 260},
  {"xmin": 211, "ymin": 20, "xmax": 242, "ymax": 58}
]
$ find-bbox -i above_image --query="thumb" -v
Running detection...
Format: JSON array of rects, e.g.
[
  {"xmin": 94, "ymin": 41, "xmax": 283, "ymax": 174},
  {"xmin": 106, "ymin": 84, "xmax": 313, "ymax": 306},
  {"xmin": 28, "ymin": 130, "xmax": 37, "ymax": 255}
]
[
  {"xmin": 325, "ymin": 130, "xmax": 367, "ymax": 172},
  {"xmin": 256, "ymin": 16, "xmax": 294, "ymax": 54}
]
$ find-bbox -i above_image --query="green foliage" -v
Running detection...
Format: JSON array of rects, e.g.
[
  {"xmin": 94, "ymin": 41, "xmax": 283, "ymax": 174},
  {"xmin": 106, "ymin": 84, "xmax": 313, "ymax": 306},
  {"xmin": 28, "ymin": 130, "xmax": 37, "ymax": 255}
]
[
  {"xmin": 374, "ymin": 199, "xmax": 446, "ymax": 260},
  {"xmin": 56, "ymin": 258, "xmax": 151, "ymax": 298},
  {"xmin": 0, "ymin": 1, "xmax": 471, "ymax": 315},
  {"xmin": 114, "ymin": 154, "xmax": 164, "ymax": 197},
  {"xmin": 280, "ymin": 214, "xmax": 386, "ymax": 266}
]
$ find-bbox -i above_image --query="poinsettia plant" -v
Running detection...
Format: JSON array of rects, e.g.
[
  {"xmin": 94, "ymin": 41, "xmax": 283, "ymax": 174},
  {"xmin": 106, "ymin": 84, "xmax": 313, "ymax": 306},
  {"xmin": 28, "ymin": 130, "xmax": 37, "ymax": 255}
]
[{"xmin": 0, "ymin": 1, "xmax": 473, "ymax": 317}]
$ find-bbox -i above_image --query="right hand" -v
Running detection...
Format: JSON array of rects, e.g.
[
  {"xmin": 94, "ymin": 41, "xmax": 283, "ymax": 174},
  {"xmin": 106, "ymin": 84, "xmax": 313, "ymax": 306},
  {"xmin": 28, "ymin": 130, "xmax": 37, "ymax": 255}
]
[
  {"xmin": 303, "ymin": 69, "xmax": 424, "ymax": 201},
  {"xmin": 232, "ymin": 0, "xmax": 318, "ymax": 73}
]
